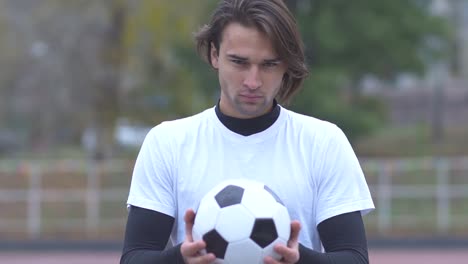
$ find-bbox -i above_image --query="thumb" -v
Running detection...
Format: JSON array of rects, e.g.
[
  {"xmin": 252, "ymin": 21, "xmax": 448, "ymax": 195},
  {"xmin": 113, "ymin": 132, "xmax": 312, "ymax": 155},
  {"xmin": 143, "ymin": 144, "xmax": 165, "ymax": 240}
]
[{"xmin": 184, "ymin": 209, "xmax": 196, "ymax": 242}]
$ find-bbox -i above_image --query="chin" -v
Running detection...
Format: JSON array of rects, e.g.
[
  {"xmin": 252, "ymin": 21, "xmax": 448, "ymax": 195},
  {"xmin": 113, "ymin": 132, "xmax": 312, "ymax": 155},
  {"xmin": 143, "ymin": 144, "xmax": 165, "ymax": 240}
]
[{"xmin": 239, "ymin": 107, "xmax": 267, "ymax": 118}]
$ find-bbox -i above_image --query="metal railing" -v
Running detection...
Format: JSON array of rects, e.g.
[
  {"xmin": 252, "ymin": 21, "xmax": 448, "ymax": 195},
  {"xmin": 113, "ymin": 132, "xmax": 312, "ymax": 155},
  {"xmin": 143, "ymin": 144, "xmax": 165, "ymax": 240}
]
[
  {"xmin": 0, "ymin": 160, "xmax": 132, "ymax": 240},
  {"xmin": 1, "ymin": 157, "xmax": 468, "ymax": 240},
  {"xmin": 362, "ymin": 156, "xmax": 468, "ymax": 236}
]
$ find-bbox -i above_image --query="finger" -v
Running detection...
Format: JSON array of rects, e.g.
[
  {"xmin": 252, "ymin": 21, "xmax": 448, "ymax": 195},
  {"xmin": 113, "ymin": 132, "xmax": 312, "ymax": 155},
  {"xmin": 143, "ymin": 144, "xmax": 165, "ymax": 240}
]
[
  {"xmin": 181, "ymin": 240, "xmax": 207, "ymax": 257},
  {"xmin": 184, "ymin": 209, "xmax": 196, "ymax": 241},
  {"xmin": 288, "ymin": 220, "xmax": 301, "ymax": 248},
  {"xmin": 274, "ymin": 244, "xmax": 296, "ymax": 262},
  {"xmin": 191, "ymin": 253, "xmax": 216, "ymax": 264},
  {"xmin": 263, "ymin": 255, "xmax": 281, "ymax": 264},
  {"xmin": 271, "ymin": 221, "xmax": 301, "ymax": 262}
]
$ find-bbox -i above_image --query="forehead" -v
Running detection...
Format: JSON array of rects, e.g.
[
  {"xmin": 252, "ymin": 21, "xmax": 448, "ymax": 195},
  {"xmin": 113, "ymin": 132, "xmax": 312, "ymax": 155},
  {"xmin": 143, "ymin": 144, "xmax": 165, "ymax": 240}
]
[{"xmin": 219, "ymin": 22, "xmax": 278, "ymax": 59}]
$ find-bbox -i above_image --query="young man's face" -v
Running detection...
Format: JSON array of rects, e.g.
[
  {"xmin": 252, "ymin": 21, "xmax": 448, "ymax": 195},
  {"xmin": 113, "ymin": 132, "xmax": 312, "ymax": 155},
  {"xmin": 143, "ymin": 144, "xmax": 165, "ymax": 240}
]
[{"xmin": 211, "ymin": 22, "xmax": 287, "ymax": 119}]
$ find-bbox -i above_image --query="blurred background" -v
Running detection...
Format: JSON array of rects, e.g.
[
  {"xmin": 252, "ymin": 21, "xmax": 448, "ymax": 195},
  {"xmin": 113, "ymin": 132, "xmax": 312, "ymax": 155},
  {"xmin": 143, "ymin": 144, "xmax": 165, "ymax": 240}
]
[{"xmin": 0, "ymin": 0, "xmax": 467, "ymax": 263}]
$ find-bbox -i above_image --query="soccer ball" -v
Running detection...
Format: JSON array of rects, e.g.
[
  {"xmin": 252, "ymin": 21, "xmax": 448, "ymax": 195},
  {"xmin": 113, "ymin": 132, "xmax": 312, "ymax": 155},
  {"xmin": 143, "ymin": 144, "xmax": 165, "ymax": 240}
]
[{"xmin": 192, "ymin": 179, "xmax": 291, "ymax": 263}]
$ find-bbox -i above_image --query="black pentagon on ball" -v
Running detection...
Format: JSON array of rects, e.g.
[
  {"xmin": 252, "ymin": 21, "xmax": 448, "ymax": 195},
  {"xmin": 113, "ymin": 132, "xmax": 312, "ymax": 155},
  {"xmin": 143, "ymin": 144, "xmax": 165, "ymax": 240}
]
[
  {"xmin": 203, "ymin": 229, "xmax": 229, "ymax": 259},
  {"xmin": 250, "ymin": 218, "xmax": 278, "ymax": 248},
  {"xmin": 215, "ymin": 185, "xmax": 244, "ymax": 208},
  {"xmin": 264, "ymin": 185, "xmax": 284, "ymax": 205}
]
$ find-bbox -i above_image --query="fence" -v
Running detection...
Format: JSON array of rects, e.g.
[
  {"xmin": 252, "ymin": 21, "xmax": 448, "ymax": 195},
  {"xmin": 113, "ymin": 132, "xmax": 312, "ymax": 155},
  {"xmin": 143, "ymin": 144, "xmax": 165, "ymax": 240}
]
[
  {"xmin": 0, "ymin": 160, "xmax": 133, "ymax": 240},
  {"xmin": 363, "ymin": 156, "xmax": 468, "ymax": 237},
  {"xmin": 0, "ymin": 157, "xmax": 468, "ymax": 240}
]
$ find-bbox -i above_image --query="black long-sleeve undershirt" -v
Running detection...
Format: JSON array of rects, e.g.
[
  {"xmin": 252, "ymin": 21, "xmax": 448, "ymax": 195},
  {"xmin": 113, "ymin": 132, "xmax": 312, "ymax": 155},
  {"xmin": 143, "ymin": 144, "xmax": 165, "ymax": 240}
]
[{"xmin": 120, "ymin": 206, "xmax": 369, "ymax": 264}]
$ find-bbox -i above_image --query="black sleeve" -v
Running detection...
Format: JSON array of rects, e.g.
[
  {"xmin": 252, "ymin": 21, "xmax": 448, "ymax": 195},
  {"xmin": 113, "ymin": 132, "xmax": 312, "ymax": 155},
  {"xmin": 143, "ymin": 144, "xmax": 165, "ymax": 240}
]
[
  {"xmin": 297, "ymin": 211, "xmax": 369, "ymax": 264},
  {"xmin": 120, "ymin": 206, "xmax": 184, "ymax": 264}
]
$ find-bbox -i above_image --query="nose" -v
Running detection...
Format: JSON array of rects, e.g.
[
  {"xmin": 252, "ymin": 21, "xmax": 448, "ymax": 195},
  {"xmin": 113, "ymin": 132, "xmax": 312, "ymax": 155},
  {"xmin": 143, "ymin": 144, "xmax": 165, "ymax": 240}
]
[{"xmin": 243, "ymin": 66, "xmax": 262, "ymax": 90}]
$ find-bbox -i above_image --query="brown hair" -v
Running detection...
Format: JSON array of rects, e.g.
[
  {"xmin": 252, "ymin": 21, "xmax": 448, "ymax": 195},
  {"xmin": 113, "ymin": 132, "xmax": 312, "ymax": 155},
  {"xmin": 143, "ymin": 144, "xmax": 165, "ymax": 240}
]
[{"xmin": 194, "ymin": 0, "xmax": 309, "ymax": 104}]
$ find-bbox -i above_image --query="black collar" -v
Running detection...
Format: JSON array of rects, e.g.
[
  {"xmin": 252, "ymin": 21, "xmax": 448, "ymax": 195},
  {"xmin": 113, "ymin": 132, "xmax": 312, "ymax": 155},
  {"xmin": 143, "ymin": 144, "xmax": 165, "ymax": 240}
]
[{"xmin": 215, "ymin": 100, "xmax": 280, "ymax": 136}]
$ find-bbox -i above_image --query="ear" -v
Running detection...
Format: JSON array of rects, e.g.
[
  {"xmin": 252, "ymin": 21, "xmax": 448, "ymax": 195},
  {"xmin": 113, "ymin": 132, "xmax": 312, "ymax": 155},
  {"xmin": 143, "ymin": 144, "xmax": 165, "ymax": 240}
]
[{"xmin": 210, "ymin": 43, "xmax": 219, "ymax": 69}]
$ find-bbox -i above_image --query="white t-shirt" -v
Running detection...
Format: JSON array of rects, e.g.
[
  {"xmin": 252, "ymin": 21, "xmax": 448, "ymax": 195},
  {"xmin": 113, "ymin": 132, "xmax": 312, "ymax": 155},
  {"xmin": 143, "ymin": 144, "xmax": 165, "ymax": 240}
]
[{"xmin": 127, "ymin": 106, "xmax": 374, "ymax": 251}]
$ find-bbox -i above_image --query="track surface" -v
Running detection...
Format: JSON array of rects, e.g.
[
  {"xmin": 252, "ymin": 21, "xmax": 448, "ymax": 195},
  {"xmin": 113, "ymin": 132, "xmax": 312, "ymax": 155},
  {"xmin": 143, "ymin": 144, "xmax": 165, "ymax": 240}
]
[{"xmin": 1, "ymin": 249, "xmax": 467, "ymax": 264}]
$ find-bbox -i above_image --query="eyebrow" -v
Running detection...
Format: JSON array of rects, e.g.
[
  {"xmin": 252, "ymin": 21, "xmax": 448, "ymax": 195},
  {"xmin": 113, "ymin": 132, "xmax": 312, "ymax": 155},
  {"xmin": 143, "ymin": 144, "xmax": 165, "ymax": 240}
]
[{"xmin": 227, "ymin": 54, "xmax": 281, "ymax": 63}]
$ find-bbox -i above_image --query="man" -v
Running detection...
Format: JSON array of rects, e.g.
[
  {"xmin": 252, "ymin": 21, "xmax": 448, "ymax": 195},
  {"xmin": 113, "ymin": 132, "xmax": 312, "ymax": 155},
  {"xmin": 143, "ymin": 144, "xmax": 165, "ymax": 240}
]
[{"xmin": 121, "ymin": 0, "xmax": 375, "ymax": 263}]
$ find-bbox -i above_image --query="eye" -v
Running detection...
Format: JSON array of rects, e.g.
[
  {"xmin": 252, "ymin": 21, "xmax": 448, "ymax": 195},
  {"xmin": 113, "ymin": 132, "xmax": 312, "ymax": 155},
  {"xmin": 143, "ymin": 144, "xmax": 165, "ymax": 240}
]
[
  {"xmin": 231, "ymin": 59, "xmax": 247, "ymax": 65},
  {"xmin": 263, "ymin": 62, "xmax": 278, "ymax": 68}
]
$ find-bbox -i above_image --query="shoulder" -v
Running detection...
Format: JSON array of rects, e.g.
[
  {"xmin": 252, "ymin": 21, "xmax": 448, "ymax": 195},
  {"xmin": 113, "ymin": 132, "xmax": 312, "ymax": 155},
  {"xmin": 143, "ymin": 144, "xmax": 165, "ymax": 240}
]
[
  {"xmin": 281, "ymin": 107, "xmax": 344, "ymax": 140},
  {"xmin": 145, "ymin": 108, "xmax": 214, "ymax": 143}
]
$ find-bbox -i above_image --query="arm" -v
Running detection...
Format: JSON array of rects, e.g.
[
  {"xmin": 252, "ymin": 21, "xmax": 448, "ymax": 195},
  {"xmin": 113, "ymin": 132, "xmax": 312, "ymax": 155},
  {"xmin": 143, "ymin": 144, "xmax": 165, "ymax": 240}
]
[
  {"xmin": 297, "ymin": 211, "xmax": 369, "ymax": 264},
  {"xmin": 292, "ymin": 125, "xmax": 373, "ymax": 263},
  {"xmin": 123, "ymin": 125, "xmax": 215, "ymax": 263},
  {"xmin": 120, "ymin": 206, "xmax": 184, "ymax": 264}
]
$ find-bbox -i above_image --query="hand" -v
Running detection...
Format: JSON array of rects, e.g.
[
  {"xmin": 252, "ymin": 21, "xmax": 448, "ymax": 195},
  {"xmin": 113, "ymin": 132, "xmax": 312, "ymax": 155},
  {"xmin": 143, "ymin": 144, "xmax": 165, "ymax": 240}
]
[
  {"xmin": 180, "ymin": 209, "xmax": 216, "ymax": 264},
  {"xmin": 264, "ymin": 220, "xmax": 301, "ymax": 264}
]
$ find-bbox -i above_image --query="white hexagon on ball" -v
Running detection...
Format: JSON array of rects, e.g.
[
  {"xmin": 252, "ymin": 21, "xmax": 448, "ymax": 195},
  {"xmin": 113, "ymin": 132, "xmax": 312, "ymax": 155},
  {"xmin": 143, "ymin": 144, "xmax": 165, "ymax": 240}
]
[
  {"xmin": 241, "ymin": 187, "xmax": 278, "ymax": 218},
  {"xmin": 215, "ymin": 204, "xmax": 255, "ymax": 242},
  {"xmin": 224, "ymin": 239, "xmax": 263, "ymax": 264}
]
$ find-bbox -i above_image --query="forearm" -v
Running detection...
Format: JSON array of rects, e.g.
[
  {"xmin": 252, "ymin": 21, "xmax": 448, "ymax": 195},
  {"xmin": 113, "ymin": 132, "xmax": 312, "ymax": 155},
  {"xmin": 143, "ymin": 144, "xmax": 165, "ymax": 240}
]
[
  {"xmin": 120, "ymin": 244, "xmax": 184, "ymax": 264},
  {"xmin": 298, "ymin": 244, "xmax": 368, "ymax": 264},
  {"xmin": 120, "ymin": 206, "xmax": 183, "ymax": 264},
  {"xmin": 297, "ymin": 211, "xmax": 369, "ymax": 264}
]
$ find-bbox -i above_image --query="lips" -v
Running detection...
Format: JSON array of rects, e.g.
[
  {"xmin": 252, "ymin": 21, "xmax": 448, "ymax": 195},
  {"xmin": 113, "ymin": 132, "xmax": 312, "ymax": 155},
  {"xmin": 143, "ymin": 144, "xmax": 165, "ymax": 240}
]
[
  {"xmin": 239, "ymin": 94, "xmax": 262, "ymax": 99},
  {"xmin": 239, "ymin": 94, "xmax": 262, "ymax": 102},
  {"xmin": 239, "ymin": 95, "xmax": 262, "ymax": 104}
]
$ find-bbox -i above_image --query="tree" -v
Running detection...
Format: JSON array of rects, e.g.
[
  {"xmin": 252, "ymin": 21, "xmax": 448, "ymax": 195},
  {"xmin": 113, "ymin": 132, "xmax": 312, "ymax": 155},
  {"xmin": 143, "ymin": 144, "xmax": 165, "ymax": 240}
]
[
  {"xmin": 286, "ymin": 0, "xmax": 450, "ymax": 140},
  {"xmin": 90, "ymin": 0, "xmax": 128, "ymax": 159},
  {"xmin": 121, "ymin": 0, "xmax": 215, "ymax": 124},
  {"xmin": 125, "ymin": 0, "xmax": 450, "ymax": 141},
  {"xmin": 0, "ymin": 0, "xmax": 130, "ymax": 158},
  {"xmin": 0, "ymin": 0, "xmax": 451, "ymax": 156}
]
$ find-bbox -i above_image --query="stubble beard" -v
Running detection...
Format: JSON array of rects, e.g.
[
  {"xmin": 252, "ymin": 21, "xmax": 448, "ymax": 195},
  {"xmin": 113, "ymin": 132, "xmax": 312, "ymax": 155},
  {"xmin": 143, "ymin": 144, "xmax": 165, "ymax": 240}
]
[{"xmin": 233, "ymin": 96, "xmax": 271, "ymax": 119}]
